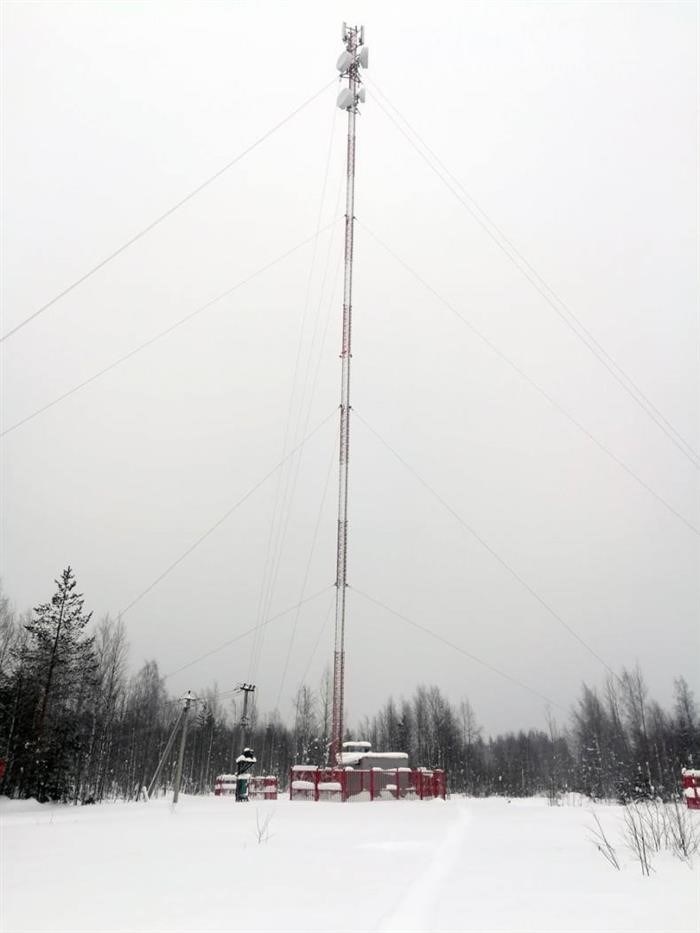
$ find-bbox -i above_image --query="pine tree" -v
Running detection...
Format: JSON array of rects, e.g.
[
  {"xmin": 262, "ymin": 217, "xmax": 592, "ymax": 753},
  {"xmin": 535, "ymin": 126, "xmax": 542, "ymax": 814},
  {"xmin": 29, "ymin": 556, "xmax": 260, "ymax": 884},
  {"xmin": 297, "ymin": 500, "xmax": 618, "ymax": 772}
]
[{"xmin": 21, "ymin": 567, "xmax": 96, "ymax": 801}]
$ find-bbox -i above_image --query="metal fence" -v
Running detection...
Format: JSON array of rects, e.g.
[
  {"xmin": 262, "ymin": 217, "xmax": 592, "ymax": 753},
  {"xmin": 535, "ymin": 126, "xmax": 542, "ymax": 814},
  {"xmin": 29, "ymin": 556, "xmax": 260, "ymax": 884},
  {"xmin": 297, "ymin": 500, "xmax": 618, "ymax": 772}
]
[
  {"xmin": 289, "ymin": 766, "xmax": 446, "ymax": 802},
  {"xmin": 214, "ymin": 775, "xmax": 278, "ymax": 800}
]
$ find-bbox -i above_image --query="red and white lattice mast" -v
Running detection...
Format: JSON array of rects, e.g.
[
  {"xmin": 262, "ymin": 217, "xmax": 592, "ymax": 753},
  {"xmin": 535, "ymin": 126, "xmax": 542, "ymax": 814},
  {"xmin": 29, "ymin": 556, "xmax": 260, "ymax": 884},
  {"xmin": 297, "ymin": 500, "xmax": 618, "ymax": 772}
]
[{"xmin": 330, "ymin": 23, "xmax": 368, "ymax": 765}]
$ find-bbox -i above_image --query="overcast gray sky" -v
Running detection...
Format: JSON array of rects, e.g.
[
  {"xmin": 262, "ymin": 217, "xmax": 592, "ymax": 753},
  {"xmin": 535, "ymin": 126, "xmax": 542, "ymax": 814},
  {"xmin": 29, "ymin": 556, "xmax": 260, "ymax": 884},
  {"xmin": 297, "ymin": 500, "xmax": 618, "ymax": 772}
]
[{"xmin": 1, "ymin": 0, "xmax": 698, "ymax": 735}]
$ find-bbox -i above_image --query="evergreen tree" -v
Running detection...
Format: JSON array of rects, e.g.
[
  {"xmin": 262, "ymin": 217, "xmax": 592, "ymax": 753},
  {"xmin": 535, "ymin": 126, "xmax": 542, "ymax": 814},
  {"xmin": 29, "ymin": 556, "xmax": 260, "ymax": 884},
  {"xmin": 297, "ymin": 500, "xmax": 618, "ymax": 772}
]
[{"xmin": 20, "ymin": 568, "xmax": 96, "ymax": 800}]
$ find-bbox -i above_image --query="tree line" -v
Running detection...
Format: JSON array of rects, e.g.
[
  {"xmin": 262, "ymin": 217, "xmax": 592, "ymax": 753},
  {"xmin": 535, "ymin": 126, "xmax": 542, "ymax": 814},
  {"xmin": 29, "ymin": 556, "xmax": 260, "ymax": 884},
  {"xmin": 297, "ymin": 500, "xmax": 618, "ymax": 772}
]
[{"xmin": 0, "ymin": 568, "xmax": 697, "ymax": 803}]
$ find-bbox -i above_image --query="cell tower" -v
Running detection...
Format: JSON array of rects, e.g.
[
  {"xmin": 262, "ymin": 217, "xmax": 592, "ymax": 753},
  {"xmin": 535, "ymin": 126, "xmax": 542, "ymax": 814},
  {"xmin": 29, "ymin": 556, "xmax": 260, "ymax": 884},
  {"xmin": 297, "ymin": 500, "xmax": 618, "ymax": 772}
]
[{"xmin": 330, "ymin": 23, "xmax": 369, "ymax": 765}]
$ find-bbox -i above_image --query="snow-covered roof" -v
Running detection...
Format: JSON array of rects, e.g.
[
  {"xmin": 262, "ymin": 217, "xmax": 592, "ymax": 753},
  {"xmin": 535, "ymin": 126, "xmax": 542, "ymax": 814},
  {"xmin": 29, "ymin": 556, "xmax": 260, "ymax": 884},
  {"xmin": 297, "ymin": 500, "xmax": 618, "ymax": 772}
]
[
  {"xmin": 339, "ymin": 750, "xmax": 410, "ymax": 766},
  {"xmin": 362, "ymin": 752, "xmax": 408, "ymax": 760},
  {"xmin": 338, "ymin": 753, "xmax": 364, "ymax": 766}
]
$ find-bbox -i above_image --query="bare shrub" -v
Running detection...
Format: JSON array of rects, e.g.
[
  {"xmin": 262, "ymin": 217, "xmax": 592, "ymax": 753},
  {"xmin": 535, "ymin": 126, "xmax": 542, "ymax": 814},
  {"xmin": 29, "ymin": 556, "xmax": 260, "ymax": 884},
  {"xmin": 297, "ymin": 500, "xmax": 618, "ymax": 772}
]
[
  {"xmin": 637, "ymin": 800, "xmax": 666, "ymax": 853},
  {"xmin": 255, "ymin": 809, "xmax": 274, "ymax": 845},
  {"xmin": 589, "ymin": 812, "xmax": 620, "ymax": 870},
  {"xmin": 623, "ymin": 804, "xmax": 653, "ymax": 876},
  {"xmin": 587, "ymin": 794, "xmax": 698, "ymax": 874},
  {"xmin": 665, "ymin": 800, "xmax": 699, "ymax": 863}
]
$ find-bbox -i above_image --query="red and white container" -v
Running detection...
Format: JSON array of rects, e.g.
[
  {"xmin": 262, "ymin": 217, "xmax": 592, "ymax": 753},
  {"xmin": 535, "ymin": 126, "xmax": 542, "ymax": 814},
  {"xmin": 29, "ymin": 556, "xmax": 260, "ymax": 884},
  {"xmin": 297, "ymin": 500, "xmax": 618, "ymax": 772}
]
[{"xmin": 681, "ymin": 769, "xmax": 700, "ymax": 810}]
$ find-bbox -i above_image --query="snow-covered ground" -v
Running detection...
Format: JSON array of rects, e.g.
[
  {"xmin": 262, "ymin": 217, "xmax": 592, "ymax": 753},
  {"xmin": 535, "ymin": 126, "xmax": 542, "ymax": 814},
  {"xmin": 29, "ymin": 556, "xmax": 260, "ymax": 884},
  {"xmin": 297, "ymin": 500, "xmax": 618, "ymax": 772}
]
[{"xmin": 1, "ymin": 794, "xmax": 697, "ymax": 932}]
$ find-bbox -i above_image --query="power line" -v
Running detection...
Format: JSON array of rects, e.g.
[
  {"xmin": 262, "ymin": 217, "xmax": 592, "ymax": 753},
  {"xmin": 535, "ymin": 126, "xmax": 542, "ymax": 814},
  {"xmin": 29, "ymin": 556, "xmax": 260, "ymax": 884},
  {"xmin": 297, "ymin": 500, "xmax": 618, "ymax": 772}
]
[
  {"xmin": 247, "ymin": 108, "xmax": 340, "ymax": 684},
  {"xmin": 1, "ymin": 79, "xmax": 336, "ymax": 343},
  {"xmin": 268, "ymin": 197, "xmax": 345, "ymax": 707},
  {"xmin": 163, "ymin": 585, "xmax": 333, "ymax": 680},
  {"xmin": 359, "ymin": 222, "xmax": 699, "ymax": 537},
  {"xmin": 369, "ymin": 82, "xmax": 700, "ymax": 470},
  {"xmin": 259, "ymin": 197, "xmax": 345, "ymax": 652},
  {"xmin": 352, "ymin": 587, "xmax": 563, "ymax": 711},
  {"xmin": 1, "ymin": 221, "xmax": 339, "ymax": 438},
  {"xmin": 118, "ymin": 408, "xmax": 337, "ymax": 617},
  {"xmin": 354, "ymin": 410, "xmax": 618, "ymax": 678},
  {"xmin": 275, "ymin": 431, "xmax": 338, "ymax": 709},
  {"xmin": 297, "ymin": 593, "xmax": 335, "ymax": 693}
]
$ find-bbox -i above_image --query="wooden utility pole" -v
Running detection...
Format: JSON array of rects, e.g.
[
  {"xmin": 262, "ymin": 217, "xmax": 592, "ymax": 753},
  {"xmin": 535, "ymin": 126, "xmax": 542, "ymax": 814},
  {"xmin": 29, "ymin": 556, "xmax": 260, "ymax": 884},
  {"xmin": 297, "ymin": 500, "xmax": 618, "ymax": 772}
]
[
  {"xmin": 147, "ymin": 690, "xmax": 199, "ymax": 802},
  {"xmin": 172, "ymin": 691, "xmax": 194, "ymax": 804},
  {"xmin": 238, "ymin": 683, "xmax": 256, "ymax": 747}
]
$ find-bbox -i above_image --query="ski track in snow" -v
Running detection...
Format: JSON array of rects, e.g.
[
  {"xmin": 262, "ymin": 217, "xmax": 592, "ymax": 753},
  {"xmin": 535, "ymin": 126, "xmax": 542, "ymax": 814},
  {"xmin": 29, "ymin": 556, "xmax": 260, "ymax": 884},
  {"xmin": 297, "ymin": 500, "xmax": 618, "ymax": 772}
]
[
  {"xmin": 375, "ymin": 801, "xmax": 471, "ymax": 932},
  {"xmin": 2, "ymin": 795, "xmax": 698, "ymax": 932}
]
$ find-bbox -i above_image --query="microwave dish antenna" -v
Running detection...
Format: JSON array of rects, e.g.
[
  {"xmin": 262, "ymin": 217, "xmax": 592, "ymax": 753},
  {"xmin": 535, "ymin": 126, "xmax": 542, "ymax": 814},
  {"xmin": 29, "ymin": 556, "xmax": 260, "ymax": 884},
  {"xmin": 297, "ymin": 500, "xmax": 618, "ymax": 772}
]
[
  {"xmin": 336, "ymin": 50, "xmax": 354, "ymax": 72},
  {"xmin": 336, "ymin": 88, "xmax": 355, "ymax": 110}
]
